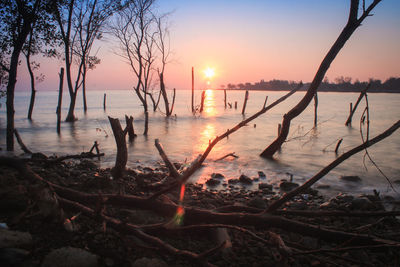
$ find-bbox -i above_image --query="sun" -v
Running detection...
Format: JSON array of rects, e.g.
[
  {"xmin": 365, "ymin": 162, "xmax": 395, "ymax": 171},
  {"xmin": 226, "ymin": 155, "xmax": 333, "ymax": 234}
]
[{"xmin": 204, "ymin": 67, "xmax": 215, "ymax": 80}]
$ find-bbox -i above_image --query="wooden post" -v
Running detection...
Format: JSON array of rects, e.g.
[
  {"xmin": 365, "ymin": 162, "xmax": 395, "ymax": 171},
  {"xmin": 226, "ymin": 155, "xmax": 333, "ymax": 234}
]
[
  {"xmin": 125, "ymin": 115, "xmax": 136, "ymax": 141},
  {"xmin": 345, "ymin": 84, "xmax": 370, "ymax": 126},
  {"xmin": 108, "ymin": 116, "xmax": 128, "ymax": 179},
  {"xmin": 263, "ymin": 96, "xmax": 268, "ymax": 109},
  {"xmin": 224, "ymin": 89, "xmax": 227, "ymax": 109},
  {"xmin": 241, "ymin": 90, "xmax": 249, "ymax": 115},
  {"xmin": 335, "ymin": 138, "xmax": 343, "ymax": 154},
  {"xmin": 56, "ymin": 68, "xmax": 64, "ymax": 134},
  {"xmin": 314, "ymin": 92, "xmax": 318, "ymax": 127},
  {"xmin": 191, "ymin": 67, "xmax": 194, "ymax": 113},
  {"xmin": 103, "ymin": 93, "xmax": 106, "ymax": 111},
  {"xmin": 200, "ymin": 90, "xmax": 206, "ymax": 113},
  {"xmin": 234, "ymin": 101, "xmax": 237, "ymax": 109}
]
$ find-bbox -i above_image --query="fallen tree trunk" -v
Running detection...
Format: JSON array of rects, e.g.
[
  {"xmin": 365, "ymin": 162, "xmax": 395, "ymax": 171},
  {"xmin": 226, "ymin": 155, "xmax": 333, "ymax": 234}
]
[{"xmin": 260, "ymin": 0, "xmax": 381, "ymax": 159}]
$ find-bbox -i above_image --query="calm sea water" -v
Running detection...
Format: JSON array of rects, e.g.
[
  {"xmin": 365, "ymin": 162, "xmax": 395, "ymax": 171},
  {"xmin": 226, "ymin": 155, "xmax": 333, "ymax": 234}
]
[{"xmin": 1, "ymin": 89, "xmax": 399, "ymax": 197}]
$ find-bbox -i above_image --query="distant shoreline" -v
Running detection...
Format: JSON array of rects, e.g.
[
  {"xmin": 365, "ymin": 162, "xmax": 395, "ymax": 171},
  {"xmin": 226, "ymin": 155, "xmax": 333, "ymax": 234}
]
[{"xmin": 214, "ymin": 88, "xmax": 400, "ymax": 93}]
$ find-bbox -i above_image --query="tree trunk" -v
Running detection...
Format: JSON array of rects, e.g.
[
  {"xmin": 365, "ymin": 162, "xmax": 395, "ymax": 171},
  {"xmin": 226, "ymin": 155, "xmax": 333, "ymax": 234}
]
[
  {"xmin": 260, "ymin": 0, "xmax": 380, "ymax": 159},
  {"xmin": 313, "ymin": 92, "xmax": 318, "ymax": 127},
  {"xmin": 199, "ymin": 90, "xmax": 206, "ymax": 113},
  {"xmin": 224, "ymin": 89, "xmax": 227, "ymax": 109},
  {"xmin": 57, "ymin": 68, "xmax": 64, "ymax": 134},
  {"xmin": 144, "ymin": 110, "xmax": 149, "ymax": 136},
  {"xmin": 170, "ymin": 88, "xmax": 176, "ymax": 115},
  {"xmin": 82, "ymin": 66, "xmax": 88, "ymax": 113},
  {"xmin": 65, "ymin": 91, "xmax": 77, "ymax": 122},
  {"xmin": 26, "ymin": 51, "xmax": 36, "ymax": 120},
  {"xmin": 108, "ymin": 116, "xmax": 128, "ymax": 179},
  {"xmin": 159, "ymin": 72, "xmax": 170, "ymax": 116},
  {"xmin": 125, "ymin": 115, "xmax": 136, "ymax": 141},
  {"xmin": 103, "ymin": 93, "xmax": 106, "ymax": 110}
]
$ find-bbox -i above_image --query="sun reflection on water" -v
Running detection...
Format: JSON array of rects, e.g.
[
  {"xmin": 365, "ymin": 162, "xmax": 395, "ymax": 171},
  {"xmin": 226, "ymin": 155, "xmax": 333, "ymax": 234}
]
[{"xmin": 204, "ymin": 89, "xmax": 217, "ymax": 116}]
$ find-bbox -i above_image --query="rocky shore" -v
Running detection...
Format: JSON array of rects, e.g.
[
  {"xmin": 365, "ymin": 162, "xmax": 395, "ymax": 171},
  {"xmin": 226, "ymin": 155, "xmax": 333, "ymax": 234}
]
[{"xmin": 1, "ymin": 155, "xmax": 399, "ymax": 267}]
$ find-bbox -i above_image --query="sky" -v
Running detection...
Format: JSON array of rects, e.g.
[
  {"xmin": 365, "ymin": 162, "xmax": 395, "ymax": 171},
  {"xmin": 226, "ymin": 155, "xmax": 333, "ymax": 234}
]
[{"xmin": 15, "ymin": 0, "xmax": 400, "ymax": 91}]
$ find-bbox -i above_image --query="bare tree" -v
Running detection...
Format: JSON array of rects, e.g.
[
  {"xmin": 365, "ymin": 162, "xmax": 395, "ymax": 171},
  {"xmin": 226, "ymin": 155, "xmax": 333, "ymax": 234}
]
[
  {"xmin": 0, "ymin": 0, "xmax": 51, "ymax": 151},
  {"xmin": 260, "ymin": 0, "xmax": 381, "ymax": 158},
  {"xmin": 155, "ymin": 14, "xmax": 173, "ymax": 116},
  {"xmin": 52, "ymin": 0, "xmax": 120, "ymax": 122},
  {"xmin": 112, "ymin": 0, "xmax": 156, "ymax": 135}
]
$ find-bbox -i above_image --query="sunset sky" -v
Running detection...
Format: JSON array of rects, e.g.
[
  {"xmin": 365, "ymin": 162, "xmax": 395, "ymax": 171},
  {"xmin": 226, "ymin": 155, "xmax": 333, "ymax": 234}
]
[{"xmin": 15, "ymin": 0, "xmax": 400, "ymax": 91}]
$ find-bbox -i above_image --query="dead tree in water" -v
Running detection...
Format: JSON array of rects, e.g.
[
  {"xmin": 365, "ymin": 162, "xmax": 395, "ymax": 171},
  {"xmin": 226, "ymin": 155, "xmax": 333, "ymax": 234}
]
[
  {"xmin": 345, "ymin": 83, "xmax": 370, "ymax": 126},
  {"xmin": 108, "ymin": 116, "xmax": 132, "ymax": 179},
  {"xmin": 199, "ymin": 90, "xmax": 206, "ymax": 113},
  {"xmin": 103, "ymin": 93, "xmax": 106, "ymax": 111},
  {"xmin": 125, "ymin": 115, "xmax": 137, "ymax": 141},
  {"xmin": 260, "ymin": 0, "xmax": 381, "ymax": 159}
]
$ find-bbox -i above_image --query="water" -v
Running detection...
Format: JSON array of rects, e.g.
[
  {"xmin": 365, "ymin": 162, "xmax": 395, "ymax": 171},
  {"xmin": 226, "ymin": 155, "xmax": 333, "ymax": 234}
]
[{"xmin": 1, "ymin": 89, "xmax": 399, "ymax": 197}]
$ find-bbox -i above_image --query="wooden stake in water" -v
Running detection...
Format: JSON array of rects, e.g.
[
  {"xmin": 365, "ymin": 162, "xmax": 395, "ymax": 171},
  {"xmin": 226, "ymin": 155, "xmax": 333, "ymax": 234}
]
[
  {"xmin": 241, "ymin": 90, "xmax": 249, "ymax": 115},
  {"xmin": 314, "ymin": 92, "xmax": 318, "ymax": 127},
  {"xmin": 200, "ymin": 90, "xmax": 206, "ymax": 113},
  {"xmin": 224, "ymin": 89, "xmax": 227, "ymax": 109},
  {"xmin": 56, "ymin": 68, "xmax": 64, "ymax": 134},
  {"xmin": 103, "ymin": 93, "xmax": 106, "ymax": 111},
  {"xmin": 191, "ymin": 67, "xmax": 194, "ymax": 113}
]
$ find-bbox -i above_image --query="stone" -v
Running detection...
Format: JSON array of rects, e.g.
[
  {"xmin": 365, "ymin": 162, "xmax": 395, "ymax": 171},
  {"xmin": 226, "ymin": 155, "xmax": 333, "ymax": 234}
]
[
  {"xmin": 340, "ymin": 175, "xmax": 362, "ymax": 182},
  {"xmin": 211, "ymin": 173, "xmax": 225, "ymax": 179},
  {"xmin": 239, "ymin": 174, "xmax": 252, "ymax": 185},
  {"xmin": 132, "ymin": 257, "xmax": 168, "ymax": 267},
  {"xmin": 228, "ymin": 179, "xmax": 239, "ymax": 184},
  {"xmin": 258, "ymin": 171, "xmax": 266, "ymax": 178},
  {"xmin": 351, "ymin": 197, "xmax": 374, "ymax": 210},
  {"xmin": 258, "ymin": 183, "xmax": 272, "ymax": 190},
  {"xmin": 205, "ymin": 178, "xmax": 220, "ymax": 186},
  {"xmin": 41, "ymin": 247, "xmax": 98, "ymax": 267},
  {"xmin": 0, "ymin": 229, "xmax": 32, "ymax": 249},
  {"xmin": 279, "ymin": 181, "xmax": 299, "ymax": 191}
]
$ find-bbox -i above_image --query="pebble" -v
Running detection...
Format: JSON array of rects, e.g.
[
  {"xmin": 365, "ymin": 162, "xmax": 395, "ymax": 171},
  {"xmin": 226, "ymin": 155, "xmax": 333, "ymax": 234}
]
[
  {"xmin": 239, "ymin": 174, "xmax": 252, "ymax": 184},
  {"xmin": 205, "ymin": 178, "xmax": 220, "ymax": 186},
  {"xmin": 228, "ymin": 179, "xmax": 239, "ymax": 184},
  {"xmin": 258, "ymin": 171, "xmax": 266, "ymax": 178},
  {"xmin": 279, "ymin": 181, "xmax": 299, "ymax": 191},
  {"xmin": 211, "ymin": 173, "xmax": 225, "ymax": 179},
  {"xmin": 258, "ymin": 183, "xmax": 272, "ymax": 190}
]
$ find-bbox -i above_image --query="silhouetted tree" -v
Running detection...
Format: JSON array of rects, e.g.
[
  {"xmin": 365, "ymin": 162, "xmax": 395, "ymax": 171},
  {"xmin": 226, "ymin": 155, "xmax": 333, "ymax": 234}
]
[
  {"xmin": 0, "ymin": 0, "xmax": 52, "ymax": 151},
  {"xmin": 260, "ymin": 0, "xmax": 382, "ymax": 158},
  {"xmin": 51, "ymin": 0, "xmax": 122, "ymax": 122}
]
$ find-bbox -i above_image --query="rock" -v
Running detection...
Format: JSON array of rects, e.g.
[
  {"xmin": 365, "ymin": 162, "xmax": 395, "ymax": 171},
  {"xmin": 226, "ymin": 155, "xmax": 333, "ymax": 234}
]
[
  {"xmin": 0, "ymin": 229, "xmax": 32, "ymax": 249},
  {"xmin": 239, "ymin": 174, "xmax": 252, "ymax": 185},
  {"xmin": 258, "ymin": 183, "xmax": 272, "ymax": 190},
  {"xmin": 31, "ymin": 152, "xmax": 48, "ymax": 160},
  {"xmin": 205, "ymin": 178, "xmax": 220, "ymax": 186},
  {"xmin": 340, "ymin": 175, "xmax": 362, "ymax": 182},
  {"xmin": 249, "ymin": 197, "xmax": 266, "ymax": 209},
  {"xmin": 258, "ymin": 171, "xmax": 266, "ymax": 178},
  {"xmin": 41, "ymin": 247, "xmax": 98, "ymax": 267},
  {"xmin": 211, "ymin": 173, "xmax": 225, "ymax": 179},
  {"xmin": 0, "ymin": 248, "xmax": 30, "ymax": 267},
  {"xmin": 228, "ymin": 179, "xmax": 239, "ymax": 184},
  {"xmin": 279, "ymin": 181, "xmax": 299, "ymax": 191},
  {"xmin": 350, "ymin": 197, "xmax": 374, "ymax": 210},
  {"xmin": 132, "ymin": 257, "xmax": 168, "ymax": 267}
]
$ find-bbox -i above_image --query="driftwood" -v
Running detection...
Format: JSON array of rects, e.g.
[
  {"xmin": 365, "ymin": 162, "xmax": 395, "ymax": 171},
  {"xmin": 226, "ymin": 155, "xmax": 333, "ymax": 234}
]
[
  {"xmin": 108, "ymin": 116, "xmax": 131, "ymax": 179},
  {"xmin": 151, "ymin": 84, "xmax": 302, "ymax": 198},
  {"xmin": 260, "ymin": 0, "xmax": 381, "ymax": 158},
  {"xmin": 335, "ymin": 138, "xmax": 343, "ymax": 154},
  {"xmin": 56, "ymin": 68, "xmax": 64, "ymax": 134},
  {"xmin": 125, "ymin": 115, "xmax": 136, "ymax": 141},
  {"xmin": 214, "ymin": 152, "xmax": 238, "ymax": 162},
  {"xmin": 14, "ymin": 129, "xmax": 32, "ymax": 154},
  {"xmin": 345, "ymin": 83, "xmax": 370, "ymax": 126},
  {"xmin": 266, "ymin": 120, "xmax": 400, "ymax": 213}
]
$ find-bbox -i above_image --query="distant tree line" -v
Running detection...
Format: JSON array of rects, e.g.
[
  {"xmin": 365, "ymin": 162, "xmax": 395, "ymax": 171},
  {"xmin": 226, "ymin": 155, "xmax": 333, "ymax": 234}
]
[{"xmin": 222, "ymin": 76, "xmax": 400, "ymax": 93}]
